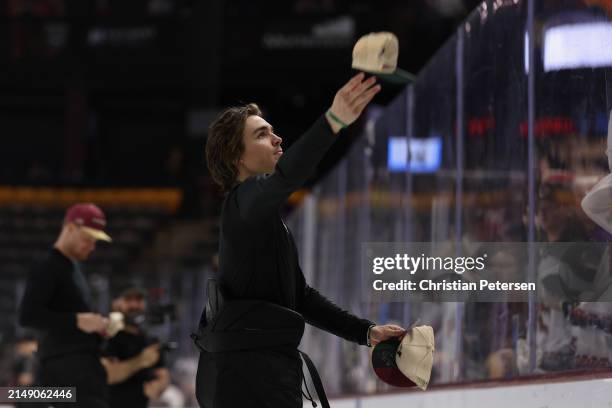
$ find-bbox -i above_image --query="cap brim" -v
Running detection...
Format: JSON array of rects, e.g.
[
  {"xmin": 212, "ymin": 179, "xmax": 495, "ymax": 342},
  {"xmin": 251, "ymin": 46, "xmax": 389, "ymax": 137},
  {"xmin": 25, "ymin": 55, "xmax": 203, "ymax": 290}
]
[
  {"xmin": 361, "ymin": 67, "xmax": 416, "ymax": 85},
  {"xmin": 372, "ymin": 338, "xmax": 417, "ymax": 387},
  {"xmin": 81, "ymin": 226, "xmax": 112, "ymax": 242}
]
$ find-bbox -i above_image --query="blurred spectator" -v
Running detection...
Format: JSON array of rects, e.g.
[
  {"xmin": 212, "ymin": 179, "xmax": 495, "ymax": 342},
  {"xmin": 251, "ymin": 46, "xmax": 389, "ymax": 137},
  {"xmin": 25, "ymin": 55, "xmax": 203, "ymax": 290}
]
[
  {"xmin": 569, "ymin": 302, "xmax": 612, "ymax": 369},
  {"xmin": 164, "ymin": 357, "xmax": 197, "ymax": 407},
  {"xmin": 102, "ymin": 287, "xmax": 170, "ymax": 408},
  {"xmin": 11, "ymin": 335, "xmax": 37, "ymax": 387},
  {"xmin": 19, "ymin": 203, "xmax": 113, "ymax": 408},
  {"xmin": 535, "ymin": 181, "xmax": 603, "ymax": 372}
]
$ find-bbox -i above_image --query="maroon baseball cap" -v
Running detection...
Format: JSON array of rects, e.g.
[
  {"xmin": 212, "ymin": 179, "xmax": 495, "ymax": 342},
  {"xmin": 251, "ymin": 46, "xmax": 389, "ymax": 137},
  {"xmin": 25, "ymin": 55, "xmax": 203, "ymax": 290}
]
[
  {"xmin": 64, "ymin": 203, "xmax": 112, "ymax": 242},
  {"xmin": 372, "ymin": 326, "xmax": 435, "ymax": 390},
  {"xmin": 372, "ymin": 338, "xmax": 417, "ymax": 387}
]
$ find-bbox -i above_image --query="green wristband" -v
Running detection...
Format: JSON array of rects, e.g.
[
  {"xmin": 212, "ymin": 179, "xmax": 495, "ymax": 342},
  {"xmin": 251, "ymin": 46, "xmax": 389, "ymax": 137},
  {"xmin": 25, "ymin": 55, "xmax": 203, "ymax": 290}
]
[{"xmin": 326, "ymin": 109, "xmax": 349, "ymax": 129}]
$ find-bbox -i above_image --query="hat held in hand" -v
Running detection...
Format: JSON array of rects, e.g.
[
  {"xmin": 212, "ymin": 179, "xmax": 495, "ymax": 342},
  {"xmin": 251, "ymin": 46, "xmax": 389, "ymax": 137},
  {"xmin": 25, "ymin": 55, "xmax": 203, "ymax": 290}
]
[
  {"xmin": 372, "ymin": 325, "xmax": 435, "ymax": 390},
  {"xmin": 106, "ymin": 312, "xmax": 125, "ymax": 338},
  {"xmin": 352, "ymin": 32, "xmax": 416, "ymax": 84}
]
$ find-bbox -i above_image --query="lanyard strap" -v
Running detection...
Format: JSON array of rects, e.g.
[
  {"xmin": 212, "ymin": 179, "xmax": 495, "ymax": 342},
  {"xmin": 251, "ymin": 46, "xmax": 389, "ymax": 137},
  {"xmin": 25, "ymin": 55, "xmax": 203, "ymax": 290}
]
[{"xmin": 299, "ymin": 350, "xmax": 330, "ymax": 408}]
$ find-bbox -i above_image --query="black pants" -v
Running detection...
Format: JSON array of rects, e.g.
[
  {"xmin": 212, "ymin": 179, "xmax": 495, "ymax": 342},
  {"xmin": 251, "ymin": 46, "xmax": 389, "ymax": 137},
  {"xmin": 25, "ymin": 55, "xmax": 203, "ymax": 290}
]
[
  {"xmin": 196, "ymin": 348, "xmax": 303, "ymax": 408},
  {"xmin": 38, "ymin": 353, "xmax": 109, "ymax": 408}
]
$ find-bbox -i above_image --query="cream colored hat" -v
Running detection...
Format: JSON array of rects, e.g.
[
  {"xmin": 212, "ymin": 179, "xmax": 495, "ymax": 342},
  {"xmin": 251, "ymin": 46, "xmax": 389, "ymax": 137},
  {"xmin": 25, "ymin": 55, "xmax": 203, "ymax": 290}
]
[
  {"xmin": 352, "ymin": 32, "xmax": 416, "ymax": 84},
  {"xmin": 395, "ymin": 325, "xmax": 435, "ymax": 390}
]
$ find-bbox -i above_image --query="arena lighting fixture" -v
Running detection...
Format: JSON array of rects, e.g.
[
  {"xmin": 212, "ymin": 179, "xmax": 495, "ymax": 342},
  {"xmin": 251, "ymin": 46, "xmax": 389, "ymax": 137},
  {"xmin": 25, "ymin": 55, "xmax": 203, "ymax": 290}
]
[
  {"xmin": 388, "ymin": 136, "xmax": 442, "ymax": 173},
  {"xmin": 543, "ymin": 22, "xmax": 612, "ymax": 71}
]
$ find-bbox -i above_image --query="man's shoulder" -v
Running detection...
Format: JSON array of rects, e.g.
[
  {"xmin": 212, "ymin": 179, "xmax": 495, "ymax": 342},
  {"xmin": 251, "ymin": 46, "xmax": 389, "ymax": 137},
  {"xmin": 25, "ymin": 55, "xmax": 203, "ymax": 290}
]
[
  {"xmin": 45, "ymin": 248, "xmax": 72, "ymax": 265},
  {"xmin": 30, "ymin": 249, "xmax": 72, "ymax": 276},
  {"xmin": 222, "ymin": 181, "xmax": 280, "ymax": 229}
]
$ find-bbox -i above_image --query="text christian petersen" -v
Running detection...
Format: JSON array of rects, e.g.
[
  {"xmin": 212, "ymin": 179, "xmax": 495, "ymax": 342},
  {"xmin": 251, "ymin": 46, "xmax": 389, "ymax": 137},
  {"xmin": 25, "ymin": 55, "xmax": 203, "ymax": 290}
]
[{"xmin": 371, "ymin": 253, "xmax": 536, "ymax": 292}]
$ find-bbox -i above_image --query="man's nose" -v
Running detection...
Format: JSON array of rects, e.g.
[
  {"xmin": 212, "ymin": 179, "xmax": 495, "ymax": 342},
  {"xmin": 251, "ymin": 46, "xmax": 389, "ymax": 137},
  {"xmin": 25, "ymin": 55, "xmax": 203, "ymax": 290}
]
[{"xmin": 272, "ymin": 133, "xmax": 282, "ymax": 145}]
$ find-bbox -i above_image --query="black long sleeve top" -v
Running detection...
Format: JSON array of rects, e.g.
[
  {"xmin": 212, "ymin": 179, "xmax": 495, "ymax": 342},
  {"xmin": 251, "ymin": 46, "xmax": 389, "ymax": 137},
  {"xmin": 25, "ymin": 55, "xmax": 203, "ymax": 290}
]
[
  {"xmin": 218, "ymin": 114, "xmax": 373, "ymax": 345},
  {"xmin": 19, "ymin": 248, "xmax": 100, "ymax": 360}
]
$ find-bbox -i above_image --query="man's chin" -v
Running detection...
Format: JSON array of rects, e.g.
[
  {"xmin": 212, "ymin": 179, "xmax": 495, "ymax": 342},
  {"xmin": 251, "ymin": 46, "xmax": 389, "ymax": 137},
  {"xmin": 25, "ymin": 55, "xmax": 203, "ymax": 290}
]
[{"xmin": 77, "ymin": 253, "xmax": 91, "ymax": 261}]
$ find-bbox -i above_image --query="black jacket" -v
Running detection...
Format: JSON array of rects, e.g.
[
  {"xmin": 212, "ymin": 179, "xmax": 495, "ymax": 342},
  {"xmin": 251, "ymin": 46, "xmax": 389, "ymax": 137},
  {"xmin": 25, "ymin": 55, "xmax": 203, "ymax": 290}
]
[
  {"xmin": 19, "ymin": 248, "xmax": 101, "ymax": 360},
  {"xmin": 196, "ymin": 115, "xmax": 373, "ymax": 408}
]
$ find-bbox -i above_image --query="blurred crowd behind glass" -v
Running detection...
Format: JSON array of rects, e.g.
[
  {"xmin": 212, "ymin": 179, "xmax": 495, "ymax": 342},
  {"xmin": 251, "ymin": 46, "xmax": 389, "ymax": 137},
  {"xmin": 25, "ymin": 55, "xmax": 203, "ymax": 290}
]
[{"xmin": 287, "ymin": 0, "xmax": 612, "ymax": 395}]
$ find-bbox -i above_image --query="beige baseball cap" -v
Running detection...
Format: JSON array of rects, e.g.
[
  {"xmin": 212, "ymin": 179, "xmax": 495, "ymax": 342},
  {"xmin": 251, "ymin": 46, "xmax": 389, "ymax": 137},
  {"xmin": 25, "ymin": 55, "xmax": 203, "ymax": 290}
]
[
  {"xmin": 352, "ymin": 32, "xmax": 416, "ymax": 84},
  {"xmin": 395, "ymin": 325, "xmax": 435, "ymax": 390}
]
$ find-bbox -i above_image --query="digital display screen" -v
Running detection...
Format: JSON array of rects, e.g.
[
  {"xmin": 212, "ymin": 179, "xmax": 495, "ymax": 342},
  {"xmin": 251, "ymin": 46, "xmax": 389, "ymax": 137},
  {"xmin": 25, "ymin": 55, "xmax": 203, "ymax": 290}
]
[{"xmin": 388, "ymin": 136, "xmax": 442, "ymax": 173}]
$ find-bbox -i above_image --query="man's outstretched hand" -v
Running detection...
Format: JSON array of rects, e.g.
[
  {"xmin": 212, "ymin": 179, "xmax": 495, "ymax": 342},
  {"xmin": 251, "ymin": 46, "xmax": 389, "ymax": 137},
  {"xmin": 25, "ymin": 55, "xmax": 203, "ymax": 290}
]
[
  {"xmin": 326, "ymin": 73, "xmax": 381, "ymax": 133},
  {"xmin": 369, "ymin": 324, "xmax": 406, "ymax": 347}
]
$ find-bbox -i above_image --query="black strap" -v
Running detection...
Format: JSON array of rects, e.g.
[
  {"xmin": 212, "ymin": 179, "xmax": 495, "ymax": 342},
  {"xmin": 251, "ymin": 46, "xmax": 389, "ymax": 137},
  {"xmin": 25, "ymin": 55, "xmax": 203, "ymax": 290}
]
[
  {"xmin": 299, "ymin": 350, "xmax": 330, "ymax": 408},
  {"xmin": 192, "ymin": 329, "xmax": 303, "ymax": 352}
]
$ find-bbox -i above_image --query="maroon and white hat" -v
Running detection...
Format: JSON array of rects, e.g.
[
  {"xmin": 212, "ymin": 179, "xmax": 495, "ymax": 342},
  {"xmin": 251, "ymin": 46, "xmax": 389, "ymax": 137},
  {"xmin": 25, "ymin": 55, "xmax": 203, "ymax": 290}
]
[
  {"xmin": 371, "ymin": 325, "xmax": 435, "ymax": 390},
  {"xmin": 64, "ymin": 203, "xmax": 112, "ymax": 242}
]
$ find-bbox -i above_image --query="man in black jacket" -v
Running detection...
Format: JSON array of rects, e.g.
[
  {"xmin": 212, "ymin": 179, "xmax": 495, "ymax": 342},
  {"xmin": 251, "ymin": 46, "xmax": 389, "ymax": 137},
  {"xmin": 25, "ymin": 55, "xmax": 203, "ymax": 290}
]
[
  {"xmin": 19, "ymin": 203, "xmax": 112, "ymax": 408},
  {"xmin": 103, "ymin": 287, "xmax": 170, "ymax": 408},
  {"xmin": 200, "ymin": 73, "xmax": 405, "ymax": 407}
]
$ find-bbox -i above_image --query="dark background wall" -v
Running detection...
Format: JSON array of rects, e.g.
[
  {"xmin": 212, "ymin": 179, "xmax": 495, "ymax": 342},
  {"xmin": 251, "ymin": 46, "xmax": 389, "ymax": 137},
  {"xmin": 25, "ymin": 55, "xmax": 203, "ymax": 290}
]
[{"xmin": 0, "ymin": 0, "xmax": 481, "ymax": 196}]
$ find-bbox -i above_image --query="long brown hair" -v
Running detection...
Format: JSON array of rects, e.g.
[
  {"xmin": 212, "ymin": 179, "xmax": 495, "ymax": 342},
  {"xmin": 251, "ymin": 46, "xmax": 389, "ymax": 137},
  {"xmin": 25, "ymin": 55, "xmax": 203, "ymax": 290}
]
[{"xmin": 205, "ymin": 103, "xmax": 262, "ymax": 192}]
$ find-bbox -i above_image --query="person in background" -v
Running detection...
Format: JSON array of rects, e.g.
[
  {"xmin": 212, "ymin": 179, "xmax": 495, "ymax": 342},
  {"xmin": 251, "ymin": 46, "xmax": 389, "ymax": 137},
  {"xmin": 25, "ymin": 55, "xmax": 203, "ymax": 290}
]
[
  {"xmin": 19, "ymin": 203, "xmax": 113, "ymax": 408},
  {"xmin": 102, "ymin": 286, "xmax": 170, "ymax": 408},
  {"xmin": 11, "ymin": 335, "xmax": 38, "ymax": 387}
]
